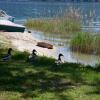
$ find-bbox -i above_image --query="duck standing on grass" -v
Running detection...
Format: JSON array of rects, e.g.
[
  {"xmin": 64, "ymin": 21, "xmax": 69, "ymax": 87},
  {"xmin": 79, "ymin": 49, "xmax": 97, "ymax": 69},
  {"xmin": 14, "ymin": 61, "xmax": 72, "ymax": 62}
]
[
  {"xmin": 55, "ymin": 53, "xmax": 64, "ymax": 65},
  {"xmin": 0, "ymin": 48, "xmax": 13, "ymax": 62},
  {"xmin": 27, "ymin": 49, "xmax": 37, "ymax": 63}
]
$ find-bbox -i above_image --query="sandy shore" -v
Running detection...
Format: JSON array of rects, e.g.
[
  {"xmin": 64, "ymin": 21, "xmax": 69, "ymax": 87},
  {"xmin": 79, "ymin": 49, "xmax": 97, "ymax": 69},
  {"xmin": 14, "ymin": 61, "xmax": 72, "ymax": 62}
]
[
  {"xmin": 0, "ymin": 31, "xmax": 99, "ymax": 66},
  {"xmin": 0, "ymin": 31, "xmax": 56, "ymax": 57}
]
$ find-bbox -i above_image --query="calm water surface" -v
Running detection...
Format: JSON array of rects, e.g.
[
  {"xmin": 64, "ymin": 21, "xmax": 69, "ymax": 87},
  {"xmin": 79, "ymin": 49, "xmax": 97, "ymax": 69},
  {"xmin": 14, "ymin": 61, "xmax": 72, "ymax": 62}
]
[{"xmin": 0, "ymin": 1, "xmax": 100, "ymax": 65}]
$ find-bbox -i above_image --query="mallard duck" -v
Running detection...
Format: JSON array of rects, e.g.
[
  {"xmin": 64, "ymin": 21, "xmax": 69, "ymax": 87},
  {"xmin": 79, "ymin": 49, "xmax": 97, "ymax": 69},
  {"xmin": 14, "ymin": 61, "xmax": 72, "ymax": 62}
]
[
  {"xmin": 28, "ymin": 49, "xmax": 37, "ymax": 62},
  {"xmin": 1, "ymin": 48, "xmax": 13, "ymax": 62},
  {"xmin": 55, "ymin": 53, "xmax": 64, "ymax": 65}
]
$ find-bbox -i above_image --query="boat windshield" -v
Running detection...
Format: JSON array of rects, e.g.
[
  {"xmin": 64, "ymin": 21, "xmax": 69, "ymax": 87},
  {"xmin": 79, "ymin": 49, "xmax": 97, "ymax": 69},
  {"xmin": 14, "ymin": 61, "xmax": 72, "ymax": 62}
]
[{"xmin": 0, "ymin": 10, "xmax": 6, "ymax": 17}]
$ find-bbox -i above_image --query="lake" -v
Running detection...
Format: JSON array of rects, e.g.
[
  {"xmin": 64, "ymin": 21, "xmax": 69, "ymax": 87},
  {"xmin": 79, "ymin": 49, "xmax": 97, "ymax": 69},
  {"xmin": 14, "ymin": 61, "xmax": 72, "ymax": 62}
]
[
  {"xmin": 0, "ymin": 1, "xmax": 100, "ymax": 65},
  {"xmin": 1, "ymin": 1, "xmax": 100, "ymax": 31}
]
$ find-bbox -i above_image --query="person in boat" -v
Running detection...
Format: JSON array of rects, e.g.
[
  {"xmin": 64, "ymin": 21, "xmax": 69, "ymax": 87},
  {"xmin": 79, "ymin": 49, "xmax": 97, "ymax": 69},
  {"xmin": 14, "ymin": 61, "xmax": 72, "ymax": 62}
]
[
  {"xmin": 27, "ymin": 49, "xmax": 37, "ymax": 63},
  {"xmin": 55, "ymin": 53, "xmax": 64, "ymax": 65},
  {"xmin": 0, "ymin": 48, "xmax": 13, "ymax": 62}
]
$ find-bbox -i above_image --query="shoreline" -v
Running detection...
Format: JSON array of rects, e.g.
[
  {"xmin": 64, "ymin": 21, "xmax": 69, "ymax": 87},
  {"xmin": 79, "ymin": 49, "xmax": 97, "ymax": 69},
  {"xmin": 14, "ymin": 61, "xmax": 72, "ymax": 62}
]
[
  {"xmin": 0, "ymin": 31, "xmax": 100, "ymax": 66},
  {"xmin": 0, "ymin": 31, "xmax": 57, "ymax": 58}
]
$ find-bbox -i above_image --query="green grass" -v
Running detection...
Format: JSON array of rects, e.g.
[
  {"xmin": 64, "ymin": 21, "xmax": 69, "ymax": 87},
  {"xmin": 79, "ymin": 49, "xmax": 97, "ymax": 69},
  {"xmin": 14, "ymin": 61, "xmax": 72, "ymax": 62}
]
[
  {"xmin": 0, "ymin": 50, "xmax": 100, "ymax": 100},
  {"xmin": 70, "ymin": 32, "xmax": 100, "ymax": 55}
]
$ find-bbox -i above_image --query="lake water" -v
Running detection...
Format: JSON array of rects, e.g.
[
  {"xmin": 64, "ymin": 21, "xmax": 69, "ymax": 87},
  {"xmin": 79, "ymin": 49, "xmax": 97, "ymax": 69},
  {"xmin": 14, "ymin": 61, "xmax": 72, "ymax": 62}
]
[
  {"xmin": 1, "ymin": 1, "xmax": 100, "ymax": 31},
  {"xmin": 0, "ymin": 1, "xmax": 100, "ymax": 65}
]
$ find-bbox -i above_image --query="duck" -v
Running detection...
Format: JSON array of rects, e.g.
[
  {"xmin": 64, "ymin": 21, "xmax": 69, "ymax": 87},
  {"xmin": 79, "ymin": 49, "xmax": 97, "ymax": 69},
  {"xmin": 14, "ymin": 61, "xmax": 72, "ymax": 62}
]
[
  {"xmin": 1, "ymin": 48, "xmax": 13, "ymax": 62},
  {"xmin": 55, "ymin": 53, "xmax": 64, "ymax": 65},
  {"xmin": 28, "ymin": 49, "xmax": 37, "ymax": 62}
]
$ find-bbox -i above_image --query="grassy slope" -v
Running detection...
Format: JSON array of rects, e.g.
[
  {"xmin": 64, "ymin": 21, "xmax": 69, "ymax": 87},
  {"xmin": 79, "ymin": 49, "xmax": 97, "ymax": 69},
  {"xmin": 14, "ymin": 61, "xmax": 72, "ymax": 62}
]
[{"xmin": 0, "ymin": 51, "xmax": 100, "ymax": 100}]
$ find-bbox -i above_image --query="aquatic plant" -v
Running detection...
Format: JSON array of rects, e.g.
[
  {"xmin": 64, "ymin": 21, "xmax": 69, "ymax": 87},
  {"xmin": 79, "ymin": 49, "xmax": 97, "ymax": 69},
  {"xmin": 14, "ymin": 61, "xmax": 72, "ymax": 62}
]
[
  {"xmin": 70, "ymin": 32, "xmax": 100, "ymax": 55},
  {"xmin": 25, "ymin": 18, "xmax": 81, "ymax": 34},
  {"xmin": 93, "ymin": 34, "xmax": 100, "ymax": 55},
  {"xmin": 25, "ymin": 8, "xmax": 82, "ymax": 34}
]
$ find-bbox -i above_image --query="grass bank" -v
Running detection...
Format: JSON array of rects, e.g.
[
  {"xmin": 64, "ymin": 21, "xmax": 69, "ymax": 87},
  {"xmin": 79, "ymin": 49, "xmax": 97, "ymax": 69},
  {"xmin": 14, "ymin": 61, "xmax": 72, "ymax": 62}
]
[
  {"xmin": 0, "ymin": 49, "xmax": 100, "ymax": 100},
  {"xmin": 70, "ymin": 32, "xmax": 100, "ymax": 55}
]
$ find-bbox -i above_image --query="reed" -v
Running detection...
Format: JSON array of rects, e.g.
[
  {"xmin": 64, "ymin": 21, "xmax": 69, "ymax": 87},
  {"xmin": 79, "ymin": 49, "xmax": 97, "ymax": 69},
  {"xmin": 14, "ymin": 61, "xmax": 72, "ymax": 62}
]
[
  {"xmin": 93, "ymin": 34, "xmax": 100, "ymax": 55},
  {"xmin": 70, "ymin": 32, "xmax": 100, "ymax": 55},
  {"xmin": 25, "ymin": 18, "xmax": 81, "ymax": 34},
  {"xmin": 25, "ymin": 8, "xmax": 81, "ymax": 34}
]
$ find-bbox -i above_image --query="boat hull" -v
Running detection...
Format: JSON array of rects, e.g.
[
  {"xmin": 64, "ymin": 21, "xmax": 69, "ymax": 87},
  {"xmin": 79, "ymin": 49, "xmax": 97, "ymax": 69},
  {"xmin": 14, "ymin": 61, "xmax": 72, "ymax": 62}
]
[{"xmin": 0, "ymin": 25, "xmax": 25, "ymax": 32}]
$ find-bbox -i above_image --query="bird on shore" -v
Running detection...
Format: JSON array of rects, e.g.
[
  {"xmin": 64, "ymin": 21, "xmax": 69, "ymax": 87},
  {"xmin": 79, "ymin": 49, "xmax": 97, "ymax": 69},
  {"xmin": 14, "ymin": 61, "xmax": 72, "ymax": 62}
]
[
  {"xmin": 55, "ymin": 53, "xmax": 64, "ymax": 65},
  {"xmin": 1, "ymin": 48, "xmax": 13, "ymax": 62},
  {"xmin": 27, "ymin": 49, "xmax": 37, "ymax": 63}
]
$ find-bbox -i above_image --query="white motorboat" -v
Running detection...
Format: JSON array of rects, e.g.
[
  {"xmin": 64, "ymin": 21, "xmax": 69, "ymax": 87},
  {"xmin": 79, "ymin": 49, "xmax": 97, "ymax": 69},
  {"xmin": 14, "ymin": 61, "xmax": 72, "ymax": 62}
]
[{"xmin": 0, "ymin": 20, "xmax": 25, "ymax": 32}]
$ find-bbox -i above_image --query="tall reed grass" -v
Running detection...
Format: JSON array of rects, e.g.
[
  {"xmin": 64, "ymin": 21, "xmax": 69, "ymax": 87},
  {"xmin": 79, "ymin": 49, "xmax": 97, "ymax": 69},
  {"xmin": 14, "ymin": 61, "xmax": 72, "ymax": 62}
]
[
  {"xmin": 25, "ymin": 8, "xmax": 81, "ymax": 34},
  {"xmin": 70, "ymin": 32, "xmax": 100, "ymax": 55},
  {"xmin": 93, "ymin": 34, "xmax": 100, "ymax": 55}
]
